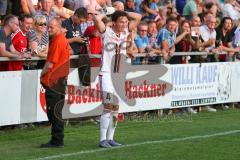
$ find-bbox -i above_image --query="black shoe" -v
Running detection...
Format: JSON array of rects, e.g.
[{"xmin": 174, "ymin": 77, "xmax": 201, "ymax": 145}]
[{"xmin": 40, "ymin": 142, "xmax": 64, "ymax": 148}]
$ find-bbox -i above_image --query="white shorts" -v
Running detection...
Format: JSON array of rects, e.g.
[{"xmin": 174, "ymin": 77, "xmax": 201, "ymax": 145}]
[{"xmin": 99, "ymin": 72, "xmax": 120, "ymax": 105}]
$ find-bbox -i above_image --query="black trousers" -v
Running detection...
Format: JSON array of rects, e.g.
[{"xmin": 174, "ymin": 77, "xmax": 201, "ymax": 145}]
[{"xmin": 44, "ymin": 85, "xmax": 66, "ymax": 145}]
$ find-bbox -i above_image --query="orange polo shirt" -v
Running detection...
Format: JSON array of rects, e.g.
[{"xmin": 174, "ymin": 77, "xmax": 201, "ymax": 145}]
[{"xmin": 41, "ymin": 33, "xmax": 70, "ymax": 87}]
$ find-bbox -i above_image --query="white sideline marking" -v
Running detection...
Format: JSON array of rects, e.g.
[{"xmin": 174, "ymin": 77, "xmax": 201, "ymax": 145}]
[{"xmin": 34, "ymin": 130, "xmax": 240, "ymax": 160}]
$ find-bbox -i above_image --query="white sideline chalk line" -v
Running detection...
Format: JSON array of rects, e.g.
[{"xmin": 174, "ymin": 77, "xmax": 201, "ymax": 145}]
[{"xmin": 34, "ymin": 130, "xmax": 240, "ymax": 160}]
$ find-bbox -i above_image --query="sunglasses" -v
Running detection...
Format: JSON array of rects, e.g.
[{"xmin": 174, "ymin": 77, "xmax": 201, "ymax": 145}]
[{"xmin": 37, "ymin": 22, "xmax": 47, "ymax": 26}]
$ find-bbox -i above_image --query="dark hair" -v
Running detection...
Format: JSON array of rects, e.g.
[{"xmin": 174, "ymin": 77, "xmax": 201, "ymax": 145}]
[
  {"xmin": 166, "ymin": 16, "xmax": 177, "ymax": 24},
  {"xmin": 219, "ymin": 17, "xmax": 232, "ymax": 28},
  {"xmin": 3, "ymin": 15, "xmax": 17, "ymax": 26},
  {"xmin": 148, "ymin": 20, "xmax": 157, "ymax": 26},
  {"xmin": 178, "ymin": 20, "xmax": 191, "ymax": 41},
  {"xmin": 18, "ymin": 14, "xmax": 33, "ymax": 22},
  {"xmin": 111, "ymin": 10, "xmax": 128, "ymax": 22},
  {"xmin": 205, "ymin": 2, "xmax": 214, "ymax": 10},
  {"xmin": 141, "ymin": 0, "xmax": 151, "ymax": 6},
  {"xmin": 74, "ymin": 7, "xmax": 88, "ymax": 19}
]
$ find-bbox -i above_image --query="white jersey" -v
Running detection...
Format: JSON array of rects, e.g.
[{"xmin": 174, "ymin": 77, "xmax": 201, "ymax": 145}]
[{"xmin": 100, "ymin": 26, "xmax": 129, "ymax": 73}]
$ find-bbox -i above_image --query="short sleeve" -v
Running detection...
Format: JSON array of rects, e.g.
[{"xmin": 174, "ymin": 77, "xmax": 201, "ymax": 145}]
[
  {"xmin": 28, "ymin": 30, "xmax": 38, "ymax": 42},
  {"xmin": 134, "ymin": 36, "xmax": 143, "ymax": 48},
  {"xmin": 47, "ymin": 39, "xmax": 61, "ymax": 64}
]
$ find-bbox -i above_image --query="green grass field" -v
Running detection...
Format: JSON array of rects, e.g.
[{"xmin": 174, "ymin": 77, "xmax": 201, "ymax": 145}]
[{"xmin": 0, "ymin": 109, "xmax": 240, "ymax": 160}]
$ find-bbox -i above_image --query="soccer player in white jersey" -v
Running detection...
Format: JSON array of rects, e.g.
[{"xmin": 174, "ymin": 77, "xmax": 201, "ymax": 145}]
[{"xmin": 93, "ymin": 10, "xmax": 141, "ymax": 148}]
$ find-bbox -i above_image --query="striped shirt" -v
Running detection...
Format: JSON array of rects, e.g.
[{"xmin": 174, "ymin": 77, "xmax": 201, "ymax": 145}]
[
  {"xmin": 34, "ymin": 9, "xmax": 56, "ymax": 22},
  {"xmin": 157, "ymin": 27, "xmax": 177, "ymax": 48},
  {"xmin": 28, "ymin": 30, "xmax": 49, "ymax": 51}
]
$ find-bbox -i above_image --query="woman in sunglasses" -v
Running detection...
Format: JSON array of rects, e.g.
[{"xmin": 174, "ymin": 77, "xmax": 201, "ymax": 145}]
[{"xmin": 28, "ymin": 15, "xmax": 49, "ymax": 69}]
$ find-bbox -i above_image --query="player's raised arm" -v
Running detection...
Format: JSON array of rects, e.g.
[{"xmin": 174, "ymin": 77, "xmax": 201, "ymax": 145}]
[
  {"xmin": 93, "ymin": 14, "xmax": 106, "ymax": 33},
  {"xmin": 127, "ymin": 12, "xmax": 142, "ymax": 32}
]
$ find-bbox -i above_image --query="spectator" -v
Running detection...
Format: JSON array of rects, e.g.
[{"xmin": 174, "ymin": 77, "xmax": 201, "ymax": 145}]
[
  {"xmin": 125, "ymin": 0, "xmax": 136, "ymax": 12},
  {"xmin": 204, "ymin": 2, "xmax": 218, "ymax": 17},
  {"xmin": 134, "ymin": 21, "xmax": 151, "ymax": 64},
  {"xmin": 148, "ymin": 21, "xmax": 159, "ymax": 49},
  {"xmin": 52, "ymin": 0, "xmax": 74, "ymax": 19},
  {"xmin": 199, "ymin": 15, "xmax": 217, "ymax": 55},
  {"xmin": 84, "ymin": 25, "xmax": 102, "ymax": 67},
  {"xmin": 140, "ymin": 0, "xmax": 159, "ymax": 21},
  {"xmin": 201, "ymin": 12, "xmax": 214, "ymax": 25},
  {"xmin": 21, "ymin": 0, "xmax": 39, "ymax": 14},
  {"xmin": 0, "ymin": 0, "xmax": 7, "ymax": 20},
  {"xmin": 183, "ymin": 0, "xmax": 200, "ymax": 20},
  {"xmin": 112, "ymin": 0, "xmax": 125, "ymax": 3},
  {"xmin": 170, "ymin": 20, "xmax": 191, "ymax": 64},
  {"xmin": 232, "ymin": 23, "xmax": 240, "ymax": 48},
  {"xmin": 147, "ymin": 21, "xmax": 163, "ymax": 63},
  {"xmin": 135, "ymin": 22, "xmax": 151, "ymax": 53},
  {"xmin": 64, "ymin": 0, "xmax": 75, "ymax": 11},
  {"xmin": 62, "ymin": 7, "xmax": 90, "ymax": 86},
  {"xmin": 74, "ymin": 0, "xmax": 105, "ymax": 11},
  {"xmin": 157, "ymin": 17, "xmax": 178, "ymax": 61},
  {"xmin": 155, "ymin": 6, "xmax": 167, "ymax": 30},
  {"xmin": 10, "ymin": 14, "xmax": 33, "ymax": 71},
  {"xmin": 28, "ymin": 15, "xmax": 49, "ymax": 69},
  {"xmin": 113, "ymin": 1, "xmax": 125, "ymax": 11},
  {"xmin": 73, "ymin": 0, "xmax": 89, "ymax": 10},
  {"xmin": 26, "ymin": 0, "xmax": 56, "ymax": 21},
  {"xmin": 191, "ymin": 15, "xmax": 201, "ymax": 27},
  {"xmin": 29, "ymin": 15, "xmax": 49, "ymax": 58},
  {"xmin": 176, "ymin": 0, "xmax": 186, "ymax": 15},
  {"xmin": 82, "ymin": 4, "xmax": 103, "ymax": 67},
  {"xmin": 27, "ymin": 0, "xmax": 72, "ymax": 21},
  {"xmin": 222, "ymin": 0, "xmax": 240, "ymax": 21},
  {"xmin": 135, "ymin": 0, "xmax": 143, "ymax": 13},
  {"xmin": 189, "ymin": 15, "xmax": 204, "ymax": 63},
  {"xmin": 62, "ymin": 7, "xmax": 88, "ymax": 55},
  {"xmin": 0, "ymin": 15, "xmax": 29, "ymax": 71},
  {"xmin": 215, "ymin": 17, "xmax": 239, "ymax": 61},
  {"xmin": 80, "ymin": 6, "xmax": 95, "ymax": 35}
]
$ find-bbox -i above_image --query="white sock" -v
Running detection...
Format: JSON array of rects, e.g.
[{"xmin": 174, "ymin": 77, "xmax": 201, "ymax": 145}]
[
  {"xmin": 107, "ymin": 112, "xmax": 118, "ymax": 141},
  {"xmin": 100, "ymin": 112, "xmax": 111, "ymax": 142}
]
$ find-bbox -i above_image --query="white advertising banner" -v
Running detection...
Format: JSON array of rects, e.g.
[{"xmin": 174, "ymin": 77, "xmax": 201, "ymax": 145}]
[
  {"xmin": 0, "ymin": 72, "xmax": 22, "ymax": 126},
  {"xmin": 2, "ymin": 62, "xmax": 240, "ymax": 126},
  {"xmin": 170, "ymin": 62, "xmax": 240, "ymax": 107},
  {"xmin": 62, "ymin": 65, "xmax": 172, "ymax": 118},
  {"xmin": 36, "ymin": 70, "xmax": 48, "ymax": 122},
  {"xmin": 170, "ymin": 63, "xmax": 219, "ymax": 107}
]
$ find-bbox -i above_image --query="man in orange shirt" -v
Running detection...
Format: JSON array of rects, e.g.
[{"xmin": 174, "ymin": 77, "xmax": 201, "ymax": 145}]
[{"xmin": 40, "ymin": 17, "xmax": 70, "ymax": 148}]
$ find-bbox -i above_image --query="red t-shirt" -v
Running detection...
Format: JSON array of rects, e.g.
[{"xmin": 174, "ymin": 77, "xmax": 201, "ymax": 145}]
[
  {"xmin": 84, "ymin": 25, "xmax": 102, "ymax": 67},
  {"xmin": 9, "ymin": 30, "xmax": 27, "ymax": 71}
]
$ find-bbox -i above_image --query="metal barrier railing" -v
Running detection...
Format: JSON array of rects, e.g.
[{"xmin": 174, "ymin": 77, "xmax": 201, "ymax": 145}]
[{"xmin": 0, "ymin": 51, "xmax": 233, "ymax": 63}]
